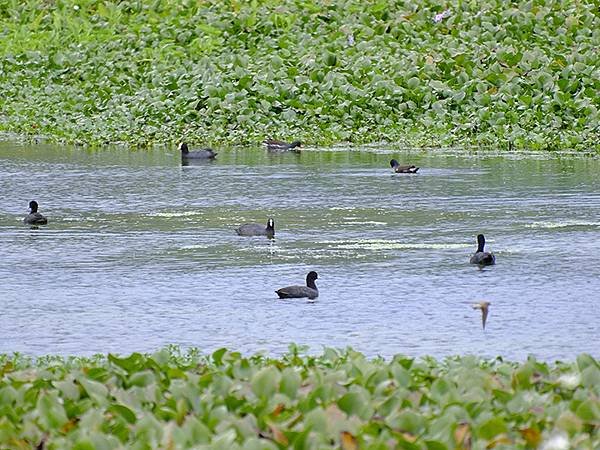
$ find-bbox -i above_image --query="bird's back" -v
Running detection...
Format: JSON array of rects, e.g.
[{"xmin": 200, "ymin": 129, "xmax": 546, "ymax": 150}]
[
  {"xmin": 24, "ymin": 212, "xmax": 47, "ymax": 225},
  {"xmin": 275, "ymin": 286, "xmax": 318, "ymax": 299},
  {"xmin": 394, "ymin": 165, "xmax": 419, "ymax": 173},
  {"xmin": 182, "ymin": 148, "xmax": 216, "ymax": 159},
  {"xmin": 470, "ymin": 252, "xmax": 495, "ymax": 265},
  {"xmin": 236, "ymin": 223, "xmax": 269, "ymax": 236}
]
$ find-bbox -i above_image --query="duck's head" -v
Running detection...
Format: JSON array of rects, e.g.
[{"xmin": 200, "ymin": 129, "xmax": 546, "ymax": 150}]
[
  {"xmin": 29, "ymin": 200, "xmax": 39, "ymax": 212},
  {"xmin": 290, "ymin": 141, "xmax": 302, "ymax": 148},
  {"xmin": 266, "ymin": 218, "xmax": 275, "ymax": 231},
  {"xmin": 178, "ymin": 142, "xmax": 189, "ymax": 154},
  {"xmin": 390, "ymin": 159, "xmax": 399, "ymax": 168},
  {"xmin": 306, "ymin": 271, "xmax": 318, "ymax": 283}
]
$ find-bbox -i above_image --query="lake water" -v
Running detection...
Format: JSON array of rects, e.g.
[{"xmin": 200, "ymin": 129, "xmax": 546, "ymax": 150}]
[{"xmin": 1, "ymin": 142, "xmax": 599, "ymax": 361}]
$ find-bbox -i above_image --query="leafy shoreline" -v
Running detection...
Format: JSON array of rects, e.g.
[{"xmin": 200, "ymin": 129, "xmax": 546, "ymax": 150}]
[
  {"xmin": 0, "ymin": 347, "xmax": 598, "ymax": 449},
  {"xmin": 1, "ymin": 0, "xmax": 599, "ymax": 151}
]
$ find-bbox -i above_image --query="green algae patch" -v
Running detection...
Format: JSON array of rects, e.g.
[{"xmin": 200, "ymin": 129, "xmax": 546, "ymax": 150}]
[
  {"xmin": 0, "ymin": 347, "xmax": 598, "ymax": 449},
  {"xmin": 0, "ymin": 0, "xmax": 599, "ymax": 151}
]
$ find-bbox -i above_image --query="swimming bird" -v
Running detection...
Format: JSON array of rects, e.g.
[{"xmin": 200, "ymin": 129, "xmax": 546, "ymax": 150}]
[
  {"xmin": 23, "ymin": 200, "xmax": 48, "ymax": 225},
  {"xmin": 469, "ymin": 234, "xmax": 496, "ymax": 266},
  {"xmin": 263, "ymin": 139, "xmax": 302, "ymax": 152},
  {"xmin": 472, "ymin": 301, "xmax": 491, "ymax": 329},
  {"xmin": 276, "ymin": 271, "xmax": 319, "ymax": 299},
  {"xmin": 179, "ymin": 142, "xmax": 217, "ymax": 159},
  {"xmin": 390, "ymin": 159, "xmax": 419, "ymax": 173},
  {"xmin": 235, "ymin": 218, "xmax": 275, "ymax": 238}
]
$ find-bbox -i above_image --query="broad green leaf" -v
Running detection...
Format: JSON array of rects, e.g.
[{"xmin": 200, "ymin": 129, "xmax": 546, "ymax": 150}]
[
  {"xmin": 108, "ymin": 353, "xmax": 145, "ymax": 373},
  {"xmin": 575, "ymin": 400, "xmax": 600, "ymax": 422},
  {"xmin": 36, "ymin": 391, "xmax": 69, "ymax": 430},
  {"xmin": 251, "ymin": 366, "xmax": 280, "ymax": 399},
  {"xmin": 477, "ymin": 417, "xmax": 508, "ymax": 440},
  {"xmin": 129, "ymin": 370, "xmax": 156, "ymax": 387},
  {"xmin": 425, "ymin": 440, "xmax": 449, "ymax": 450},
  {"xmin": 212, "ymin": 348, "xmax": 228, "ymax": 366},
  {"xmin": 338, "ymin": 390, "xmax": 372, "ymax": 419},
  {"xmin": 108, "ymin": 403, "xmax": 137, "ymax": 424},
  {"xmin": 280, "ymin": 367, "xmax": 301, "ymax": 399},
  {"xmin": 79, "ymin": 377, "xmax": 109, "ymax": 405},
  {"xmin": 576, "ymin": 354, "xmax": 598, "ymax": 372}
]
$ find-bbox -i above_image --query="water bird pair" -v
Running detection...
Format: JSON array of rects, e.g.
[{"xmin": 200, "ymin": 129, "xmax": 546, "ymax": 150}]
[
  {"xmin": 179, "ymin": 140, "xmax": 301, "ymax": 160},
  {"xmin": 23, "ymin": 200, "xmax": 47, "ymax": 225},
  {"xmin": 235, "ymin": 218, "xmax": 275, "ymax": 238}
]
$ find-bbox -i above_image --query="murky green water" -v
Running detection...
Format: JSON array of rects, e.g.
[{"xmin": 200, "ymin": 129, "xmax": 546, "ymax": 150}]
[{"xmin": 1, "ymin": 142, "xmax": 599, "ymax": 360}]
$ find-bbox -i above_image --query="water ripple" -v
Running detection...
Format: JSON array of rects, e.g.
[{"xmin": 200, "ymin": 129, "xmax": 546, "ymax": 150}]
[{"xmin": 0, "ymin": 142, "xmax": 599, "ymax": 360}]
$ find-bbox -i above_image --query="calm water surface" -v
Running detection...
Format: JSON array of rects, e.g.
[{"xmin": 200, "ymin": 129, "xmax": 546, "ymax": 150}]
[{"xmin": 1, "ymin": 142, "xmax": 599, "ymax": 360}]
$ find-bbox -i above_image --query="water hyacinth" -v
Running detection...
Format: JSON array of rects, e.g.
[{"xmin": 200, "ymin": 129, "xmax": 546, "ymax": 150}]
[
  {"xmin": 433, "ymin": 9, "xmax": 451, "ymax": 23},
  {"xmin": 0, "ymin": 347, "xmax": 598, "ymax": 448},
  {"xmin": 0, "ymin": 0, "xmax": 598, "ymax": 150}
]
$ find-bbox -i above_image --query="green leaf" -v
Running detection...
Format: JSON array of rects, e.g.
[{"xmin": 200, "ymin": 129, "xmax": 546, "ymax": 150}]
[
  {"xmin": 407, "ymin": 77, "xmax": 420, "ymax": 89},
  {"xmin": 36, "ymin": 391, "xmax": 69, "ymax": 430},
  {"xmin": 0, "ymin": 386, "xmax": 18, "ymax": 405},
  {"xmin": 575, "ymin": 400, "xmax": 600, "ymax": 422},
  {"xmin": 477, "ymin": 417, "xmax": 508, "ymax": 440},
  {"xmin": 79, "ymin": 377, "xmax": 109, "ymax": 404},
  {"xmin": 580, "ymin": 365, "xmax": 600, "ymax": 388},
  {"xmin": 108, "ymin": 353, "xmax": 145, "ymax": 373},
  {"xmin": 212, "ymin": 348, "xmax": 228, "ymax": 366},
  {"xmin": 576, "ymin": 354, "xmax": 598, "ymax": 372},
  {"xmin": 108, "ymin": 404, "xmax": 137, "ymax": 424},
  {"xmin": 251, "ymin": 366, "xmax": 280, "ymax": 399},
  {"xmin": 129, "ymin": 370, "xmax": 156, "ymax": 387},
  {"xmin": 386, "ymin": 410, "xmax": 425, "ymax": 434},
  {"xmin": 54, "ymin": 379, "xmax": 80, "ymax": 400},
  {"xmin": 304, "ymin": 408, "xmax": 327, "ymax": 433},
  {"xmin": 325, "ymin": 52, "xmax": 337, "ymax": 67},
  {"xmin": 280, "ymin": 368, "xmax": 301, "ymax": 399},
  {"xmin": 339, "ymin": 391, "xmax": 363, "ymax": 417},
  {"xmin": 73, "ymin": 440, "xmax": 96, "ymax": 450},
  {"xmin": 425, "ymin": 440, "xmax": 449, "ymax": 450}
]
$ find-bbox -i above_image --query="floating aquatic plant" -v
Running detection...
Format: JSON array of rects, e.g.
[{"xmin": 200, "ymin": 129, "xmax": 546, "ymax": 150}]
[
  {"xmin": 0, "ymin": 346, "xmax": 598, "ymax": 448},
  {"xmin": 0, "ymin": 0, "xmax": 598, "ymax": 151}
]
